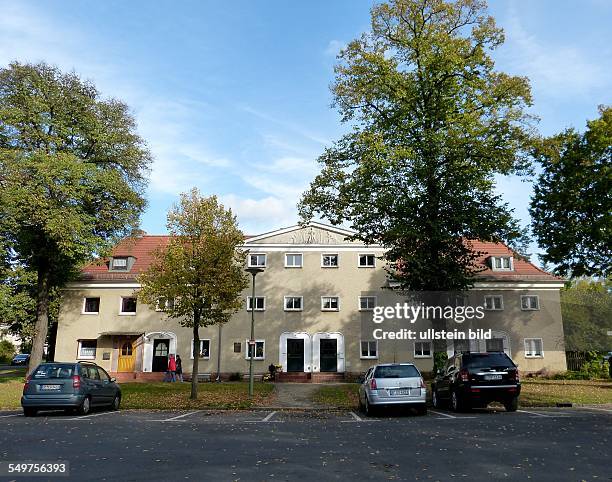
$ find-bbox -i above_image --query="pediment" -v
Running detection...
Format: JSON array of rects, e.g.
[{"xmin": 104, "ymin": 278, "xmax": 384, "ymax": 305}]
[{"xmin": 244, "ymin": 223, "xmax": 358, "ymax": 245}]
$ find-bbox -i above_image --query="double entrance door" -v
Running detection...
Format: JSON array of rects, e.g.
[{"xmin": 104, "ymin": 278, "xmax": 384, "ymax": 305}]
[{"xmin": 285, "ymin": 337, "xmax": 338, "ymax": 372}]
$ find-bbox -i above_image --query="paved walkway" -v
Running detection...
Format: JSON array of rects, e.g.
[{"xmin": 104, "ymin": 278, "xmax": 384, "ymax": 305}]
[{"xmin": 270, "ymin": 382, "xmax": 347, "ymax": 409}]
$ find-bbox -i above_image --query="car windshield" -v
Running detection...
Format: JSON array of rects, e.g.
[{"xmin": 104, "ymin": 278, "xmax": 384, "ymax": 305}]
[
  {"xmin": 463, "ymin": 354, "xmax": 514, "ymax": 369},
  {"xmin": 374, "ymin": 365, "xmax": 420, "ymax": 378},
  {"xmin": 32, "ymin": 364, "xmax": 75, "ymax": 379}
]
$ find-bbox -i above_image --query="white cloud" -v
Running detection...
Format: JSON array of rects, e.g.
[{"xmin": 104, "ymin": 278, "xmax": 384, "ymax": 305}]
[
  {"xmin": 220, "ymin": 194, "xmax": 297, "ymax": 233},
  {"xmin": 325, "ymin": 39, "xmax": 346, "ymax": 57}
]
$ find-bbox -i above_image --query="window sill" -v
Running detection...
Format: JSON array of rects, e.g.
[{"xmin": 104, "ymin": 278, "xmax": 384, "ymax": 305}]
[
  {"xmin": 360, "ymin": 356, "xmax": 378, "ymax": 360},
  {"xmin": 284, "ymin": 309, "xmax": 303, "ymax": 312},
  {"xmin": 191, "ymin": 357, "xmax": 211, "ymax": 360},
  {"xmin": 321, "ymin": 309, "xmax": 339, "ymax": 312},
  {"xmin": 321, "ymin": 266, "xmax": 339, "ymax": 269},
  {"xmin": 521, "ymin": 308, "xmax": 540, "ymax": 311},
  {"xmin": 81, "ymin": 312, "xmax": 99, "ymax": 315},
  {"xmin": 484, "ymin": 309, "xmax": 504, "ymax": 312},
  {"xmin": 359, "ymin": 308, "xmax": 374, "ymax": 312},
  {"xmin": 247, "ymin": 265, "xmax": 266, "ymax": 269},
  {"xmin": 77, "ymin": 356, "xmax": 96, "ymax": 360},
  {"xmin": 524, "ymin": 355, "xmax": 544, "ymax": 358},
  {"xmin": 246, "ymin": 309, "xmax": 266, "ymax": 312},
  {"xmin": 245, "ymin": 358, "xmax": 265, "ymax": 361},
  {"xmin": 284, "ymin": 266, "xmax": 303, "ymax": 269},
  {"xmin": 414, "ymin": 355, "xmax": 433, "ymax": 359},
  {"xmin": 358, "ymin": 266, "xmax": 375, "ymax": 268},
  {"xmin": 118, "ymin": 312, "xmax": 137, "ymax": 316}
]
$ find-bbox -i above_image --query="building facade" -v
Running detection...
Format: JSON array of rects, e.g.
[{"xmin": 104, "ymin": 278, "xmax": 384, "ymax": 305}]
[{"xmin": 55, "ymin": 223, "xmax": 568, "ymax": 380}]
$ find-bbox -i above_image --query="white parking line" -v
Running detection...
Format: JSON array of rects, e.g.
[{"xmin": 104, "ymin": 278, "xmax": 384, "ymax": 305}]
[
  {"xmin": 577, "ymin": 406, "xmax": 612, "ymax": 413},
  {"xmin": 340, "ymin": 411, "xmax": 380, "ymax": 423},
  {"xmin": 517, "ymin": 409, "xmax": 553, "ymax": 418},
  {"xmin": 262, "ymin": 411, "xmax": 277, "ymax": 422},
  {"xmin": 349, "ymin": 411, "xmax": 362, "ymax": 421},
  {"xmin": 150, "ymin": 410, "xmax": 202, "ymax": 422},
  {"xmin": 0, "ymin": 413, "xmax": 21, "ymax": 418},
  {"xmin": 429, "ymin": 410, "xmax": 457, "ymax": 419},
  {"xmin": 67, "ymin": 411, "xmax": 121, "ymax": 421},
  {"xmin": 245, "ymin": 411, "xmax": 284, "ymax": 423}
]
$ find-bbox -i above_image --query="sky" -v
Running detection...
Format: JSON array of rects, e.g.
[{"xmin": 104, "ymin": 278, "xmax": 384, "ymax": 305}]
[{"xmin": 0, "ymin": 0, "xmax": 610, "ymax": 261}]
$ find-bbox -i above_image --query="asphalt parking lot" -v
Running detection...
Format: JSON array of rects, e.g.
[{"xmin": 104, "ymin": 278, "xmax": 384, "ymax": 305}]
[{"xmin": 0, "ymin": 406, "xmax": 610, "ymax": 481}]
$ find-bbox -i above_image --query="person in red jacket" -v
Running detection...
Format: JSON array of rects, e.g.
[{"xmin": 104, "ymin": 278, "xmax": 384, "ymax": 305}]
[{"xmin": 166, "ymin": 353, "xmax": 177, "ymax": 383}]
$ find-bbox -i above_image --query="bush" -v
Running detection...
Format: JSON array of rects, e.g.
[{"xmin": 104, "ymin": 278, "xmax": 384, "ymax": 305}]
[
  {"xmin": 228, "ymin": 372, "xmax": 242, "ymax": 381},
  {"xmin": 0, "ymin": 339, "xmax": 16, "ymax": 364},
  {"xmin": 433, "ymin": 351, "xmax": 448, "ymax": 374}
]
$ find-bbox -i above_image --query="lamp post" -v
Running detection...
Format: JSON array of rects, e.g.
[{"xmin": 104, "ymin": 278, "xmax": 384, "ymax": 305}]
[{"xmin": 245, "ymin": 266, "xmax": 264, "ymax": 397}]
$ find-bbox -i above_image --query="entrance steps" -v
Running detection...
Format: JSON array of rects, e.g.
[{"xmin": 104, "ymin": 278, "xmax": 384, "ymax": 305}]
[
  {"xmin": 276, "ymin": 372, "xmax": 345, "ymax": 383},
  {"xmin": 111, "ymin": 372, "xmax": 165, "ymax": 383}
]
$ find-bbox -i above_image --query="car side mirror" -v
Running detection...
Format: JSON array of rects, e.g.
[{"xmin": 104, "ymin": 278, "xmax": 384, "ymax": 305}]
[{"xmin": 109, "ymin": 377, "xmax": 116, "ymax": 383}]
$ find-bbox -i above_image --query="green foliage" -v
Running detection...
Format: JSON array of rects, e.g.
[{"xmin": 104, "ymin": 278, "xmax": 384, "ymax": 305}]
[
  {"xmin": 299, "ymin": 0, "xmax": 534, "ymax": 291},
  {"xmin": 561, "ymin": 279, "xmax": 612, "ymax": 352},
  {"xmin": 530, "ymin": 106, "xmax": 611, "ymax": 278},
  {"xmin": 0, "ymin": 339, "xmax": 16, "ymax": 363},
  {"xmin": 433, "ymin": 351, "xmax": 448, "ymax": 374}
]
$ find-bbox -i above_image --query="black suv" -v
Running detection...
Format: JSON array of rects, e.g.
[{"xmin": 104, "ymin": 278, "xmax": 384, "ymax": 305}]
[{"xmin": 431, "ymin": 352, "xmax": 520, "ymax": 412}]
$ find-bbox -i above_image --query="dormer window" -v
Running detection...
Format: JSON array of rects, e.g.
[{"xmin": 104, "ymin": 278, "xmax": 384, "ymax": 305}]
[
  {"xmin": 111, "ymin": 257, "xmax": 128, "ymax": 271},
  {"xmin": 490, "ymin": 256, "xmax": 513, "ymax": 271}
]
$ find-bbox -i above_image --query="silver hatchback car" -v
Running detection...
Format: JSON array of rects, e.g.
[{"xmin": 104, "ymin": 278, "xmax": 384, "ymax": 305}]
[{"xmin": 358, "ymin": 363, "xmax": 427, "ymax": 416}]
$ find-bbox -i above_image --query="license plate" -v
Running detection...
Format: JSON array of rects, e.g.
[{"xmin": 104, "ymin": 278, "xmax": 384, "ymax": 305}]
[
  {"xmin": 484, "ymin": 374, "xmax": 502, "ymax": 381},
  {"xmin": 390, "ymin": 389, "xmax": 412, "ymax": 396},
  {"xmin": 41, "ymin": 384, "xmax": 60, "ymax": 390}
]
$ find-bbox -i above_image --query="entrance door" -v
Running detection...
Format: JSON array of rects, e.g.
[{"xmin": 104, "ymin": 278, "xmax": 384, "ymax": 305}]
[
  {"xmin": 286, "ymin": 339, "xmax": 304, "ymax": 372},
  {"xmin": 117, "ymin": 339, "xmax": 135, "ymax": 372},
  {"xmin": 320, "ymin": 339, "xmax": 337, "ymax": 372},
  {"xmin": 152, "ymin": 339, "xmax": 169, "ymax": 372}
]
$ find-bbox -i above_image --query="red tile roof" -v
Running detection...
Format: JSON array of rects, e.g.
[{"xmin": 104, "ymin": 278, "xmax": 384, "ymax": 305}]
[{"xmin": 80, "ymin": 235, "xmax": 561, "ymax": 282}]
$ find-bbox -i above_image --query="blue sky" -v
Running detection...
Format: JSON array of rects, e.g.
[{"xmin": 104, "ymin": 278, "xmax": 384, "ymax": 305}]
[{"xmin": 1, "ymin": 0, "xmax": 610, "ymax": 260}]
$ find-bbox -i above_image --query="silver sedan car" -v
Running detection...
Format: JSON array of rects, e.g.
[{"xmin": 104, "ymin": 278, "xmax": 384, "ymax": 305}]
[{"xmin": 358, "ymin": 363, "xmax": 427, "ymax": 416}]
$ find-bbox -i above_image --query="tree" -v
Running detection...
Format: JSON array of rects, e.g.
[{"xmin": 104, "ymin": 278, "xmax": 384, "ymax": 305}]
[
  {"xmin": 560, "ymin": 278, "xmax": 612, "ymax": 352},
  {"xmin": 0, "ymin": 62, "xmax": 151, "ymax": 373},
  {"xmin": 299, "ymin": 0, "xmax": 534, "ymax": 292},
  {"xmin": 138, "ymin": 189, "xmax": 249, "ymax": 400},
  {"xmin": 530, "ymin": 106, "xmax": 611, "ymax": 278}
]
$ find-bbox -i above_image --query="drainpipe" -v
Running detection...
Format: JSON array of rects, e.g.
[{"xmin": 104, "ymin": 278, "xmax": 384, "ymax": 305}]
[{"xmin": 216, "ymin": 323, "xmax": 222, "ymax": 382}]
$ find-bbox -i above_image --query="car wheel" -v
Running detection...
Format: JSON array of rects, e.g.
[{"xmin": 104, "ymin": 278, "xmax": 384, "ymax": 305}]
[
  {"xmin": 111, "ymin": 394, "xmax": 121, "ymax": 411},
  {"xmin": 504, "ymin": 396, "xmax": 518, "ymax": 412},
  {"xmin": 77, "ymin": 396, "xmax": 91, "ymax": 416},
  {"xmin": 358, "ymin": 394, "xmax": 364, "ymax": 412},
  {"xmin": 451, "ymin": 390, "xmax": 462, "ymax": 412},
  {"xmin": 432, "ymin": 388, "xmax": 441, "ymax": 409},
  {"xmin": 23, "ymin": 408, "xmax": 37, "ymax": 417},
  {"xmin": 364, "ymin": 396, "xmax": 375, "ymax": 417}
]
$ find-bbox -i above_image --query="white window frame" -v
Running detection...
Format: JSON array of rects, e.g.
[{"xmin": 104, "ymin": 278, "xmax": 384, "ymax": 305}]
[
  {"xmin": 321, "ymin": 253, "xmax": 339, "ymax": 268},
  {"xmin": 284, "ymin": 296, "xmax": 303, "ymax": 312},
  {"xmin": 321, "ymin": 296, "xmax": 340, "ymax": 312},
  {"xmin": 520, "ymin": 295, "xmax": 540, "ymax": 311},
  {"xmin": 246, "ymin": 296, "xmax": 266, "ymax": 311},
  {"xmin": 111, "ymin": 257, "xmax": 128, "ymax": 270},
  {"xmin": 284, "ymin": 253, "xmax": 303, "ymax": 268},
  {"xmin": 360, "ymin": 340, "xmax": 378, "ymax": 359},
  {"xmin": 491, "ymin": 256, "xmax": 514, "ymax": 271},
  {"xmin": 191, "ymin": 339, "xmax": 211, "ymax": 359},
  {"xmin": 77, "ymin": 340, "xmax": 97, "ymax": 360},
  {"xmin": 414, "ymin": 341, "xmax": 433, "ymax": 358},
  {"xmin": 484, "ymin": 295, "xmax": 504, "ymax": 311},
  {"xmin": 248, "ymin": 253, "xmax": 267, "ymax": 268},
  {"xmin": 358, "ymin": 296, "xmax": 377, "ymax": 311},
  {"xmin": 524, "ymin": 338, "xmax": 544, "ymax": 358},
  {"xmin": 358, "ymin": 253, "xmax": 376, "ymax": 268},
  {"xmin": 155, "ymin": 297, "xmax": 175, "ymax": 312},
  {"xmin": 82, "ymin": 297, "xmax": 100, "ymax": 315},
  {"xmin": 119, "ymin": 296, "xmax": 137, "ymax": 315},
  {"xmin": 245, "ymin": 339, "xmax": 265, "ymax": 360}
]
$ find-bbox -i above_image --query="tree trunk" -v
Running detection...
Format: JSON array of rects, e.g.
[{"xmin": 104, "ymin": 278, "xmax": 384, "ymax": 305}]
[
  {"xmin": 28, "ymin": 264, "xmax": 50, "ymax": 376},
  {"xmin": 191, "ymin": 313, "xmax": 200, "ymax": 400}
]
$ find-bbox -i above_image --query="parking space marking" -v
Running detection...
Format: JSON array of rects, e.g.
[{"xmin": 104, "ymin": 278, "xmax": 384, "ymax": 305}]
[
  {"xmin": 429, "ymin": 410, "xmax": 456, "ymax": 419},
  {"xmin": 576, "ymin": 406, "xmax": 612, "ymax": 414},
  {"xmin": 151, "ymin": 410, "xmax": 202, "ymax": 422},
  {"xmin": 245, "ymin": 411, "xmax": 284, "ymax": 423},
  {"xmin": 0, "ymin": 413, "xmax": 21, "ymax": 418},
  {"xmin": 517, "ymin": 409, "xmax": 553, "ymax": 418},
  {"xmin": 262, "ymin": 411, "xmax": 277, "ymax": 422},
  {"xmin": 340, "ymin": 411, "xmax": 380, "ymax": 423},
  {"xmin": 67, "ymin": 411, "xmax": 121, "ymax": 421}
]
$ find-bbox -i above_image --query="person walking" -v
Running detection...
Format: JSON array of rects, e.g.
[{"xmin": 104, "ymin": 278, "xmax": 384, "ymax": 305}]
[
  {"xmin": 167, "ymin": 353, "xmax": 177, "ymax": 383},
  {"xmin": 176, "ymin": 355, "xmax": 183, "ymax": 382}
]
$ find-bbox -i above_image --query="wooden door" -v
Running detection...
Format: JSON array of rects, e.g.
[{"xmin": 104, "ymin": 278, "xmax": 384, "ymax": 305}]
[{"xmin": 117, "ymin": 339, "xmax": 135, "ymax": 372}]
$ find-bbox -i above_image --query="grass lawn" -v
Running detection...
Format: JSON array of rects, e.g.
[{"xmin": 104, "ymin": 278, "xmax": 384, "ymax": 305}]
[
  {"xmin": 0, "ymin": 366, "xmax": 27, "ymax": 378},
  {"xmin": 0, "ymin": 379, "xmax": 275, "ymax": 411},
  {"xmin": 311, "ymin": 379, "xmax": 612, "ymax": 410}
]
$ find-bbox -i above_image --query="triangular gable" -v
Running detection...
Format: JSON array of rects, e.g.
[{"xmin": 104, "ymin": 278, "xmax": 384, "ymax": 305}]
[{"xmin": 244, "ymin": 222, "xmax": 360, "ymax": 245}]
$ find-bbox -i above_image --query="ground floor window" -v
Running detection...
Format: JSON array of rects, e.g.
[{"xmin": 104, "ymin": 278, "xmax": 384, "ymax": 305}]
[
  {"xmin": 360, "ymin": 340, "xmax": 378, "ymax": 359},
  {"xmin": 524, "ymin": 338, "xmax": 543, "ymax": 358},
  {"xmin": 486, "ymin": 338, "xmax": 505, "ymax": 352},
  {"xmin": 191, "ymin": 339, "xmax": 211, "ymax": 359},
  {"xmin": 246, "ymin": 340, "xmax": 265, "ymax": 360},
  {"xmin": 78, "ymin": 340, "xmax": 97, "ymax": 360},
  {"xmin": 453, "ymin": 339, "xmax": 469, "ymax": 354},
  {"xmin": 233, "ymin": 342, "xmax": 242, "ymax": 353},
  {"xmin": 414, "ymin": 341, "xmax": 432, "ymax": 358}
]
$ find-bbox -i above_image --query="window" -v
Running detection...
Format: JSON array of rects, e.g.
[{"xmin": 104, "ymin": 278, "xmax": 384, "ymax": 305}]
[
  {"xmin": 233, "ymin": 342, "xmax": 242, "ymax": 353},
  {"xmin": 78, "ymin": 340, "xmax": 97, "ymax": 360},
  {"xmin": 247, "ymin": 296, "xmax": 265, "ymax": 311},
  {"xmin": 486, "ymin": 338, "xmax": 504, "ymax": 352},
  {"xmin": 455, "ymin": 295, "xmax": 467, "ymax": 307},
  {"xmin": 321, "ymin": 254, "xmax": 339, "ymax": 268},
  {"xmin": 490, "ymin": 256, "xmax": 513, "ymax": 271},
  {"xmin": 245, "ymin": 340, "xmax": 265, "ymax": 360},
  {"xmin": 484, "ymin": 295, "xmax": 503, "ymax": 311},
  {"xmin": 414, "ymin": 341, "xmax": 432, "ymax": 358},
  {"xmin": 82, "ymin": 297, "xmax": 100, "ymax": 314},
  {"xmin": 155, "ymin": 297, "xmax": 175, "ymax": 312},
  {"xmin": 284, "ymin": 296, "xmax": 303, "ymax": 311},
  {"xmin": 358, "ymin": 254, "xmax": 376, "ymax": 267},
  {"xmin": 360, "ymin": 340, "xmax": 378, "ymax": 359},
  {"xmin": 321, "ymin": 296, "xmax": 339, "ymax": 311},
  {"xmin": 285, "ymin": 253, "xmax": 303, "ymax": 268},
  {"xmin": 120, "ymin": 342, "xmax": 133, "ymax": 356},
  {"xmin": 111, "ymin": 257, "xmax": 128, "ymax": 270},
  {"xmin": 248, "ymin": 253, "xmax": 266, "ymax": 268},
  {"xmin": 120, "ymin": 297, "xmax": 137, "ymax": 314},
  {"xmin": 191, "ymin": 339, "xmax": 211, "ymax": 359},
  {"xmin": 524, "ymin": 338, "xmax": 543, "ymax": 358},
  {"xmin": 359, "ymin": 296, "xmax": 376, "ymax": 311},
  {"xmin": 521, "ymin": 295, "xmax": 539, "ymax": 310},
  {"xmin": 453, "ymin": 339, "xmax": 470, "ymax": 354}
]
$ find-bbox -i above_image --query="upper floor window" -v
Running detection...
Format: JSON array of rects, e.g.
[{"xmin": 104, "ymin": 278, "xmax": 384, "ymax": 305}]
[
  {"xmin": 321, "ymin": 254, "xmax": 339, "ymax": 268},
  {"xmin": 490, "ymin": 256, "xmax": 513, "ymax": 271},
  {"xmin": 247, "ymin": 296, "xmax": 265, "ymax": 311},
  {"xmin": 321, "ymin": 296, "xmax": 339, "ymax": 311},
  {"xmin": 414, "ymin": 341, "xmax": 432, "ymax": 358},
  {"xmin": 248, "ymin": 253, "xmax": 266, "ymax": 268},
  {"xmin": 358, "ymin": 254, "xmax": 376, "ymax": 268},
  {"xmin": 111, "ymin": 257, "xmax": 128, "ymax": 270},
  {"xmin": 155, "ymin": 297, "xmax": 175, "ymax": 312},
  {"xmin": 284, "ymin": 296, "xmax": 303, "ymax": 311},
  {"xmin": 359, "ymin": 296, "xmax": 376, "ymax": 311},
  {"xmin": 82, "ymin": 297, "xmax": 100, "ymax": 314},
  {"xmin": 120, "ymin": 296, "xmax": 137, "ymax": 314},
  {"xmin": 484, "ymin": 295, "xmax": 503, "ymax": 311},
  {"xmin": 285, "ymin": 253, "xmax": 303, "ymax": 268},
  {"xmin": 521, "ymin": 295, "xmax": 540, "ymax": 311}
]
